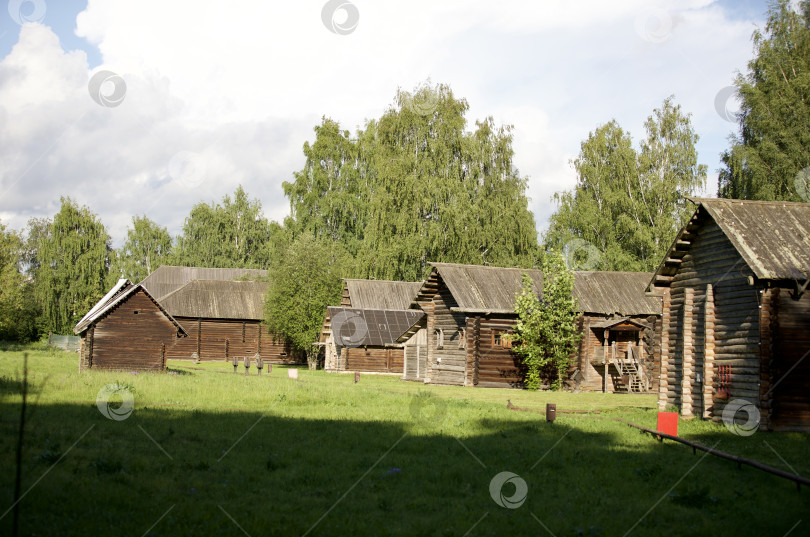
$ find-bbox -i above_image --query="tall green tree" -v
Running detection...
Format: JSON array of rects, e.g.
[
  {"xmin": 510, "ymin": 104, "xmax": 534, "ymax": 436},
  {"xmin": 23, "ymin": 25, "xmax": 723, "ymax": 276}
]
[
  {"xmin": 0, "ymin": 220, "xmax": 25, "ymax": 340},
  {"xmin": 263, "ymin": 234, "xmax": 349, "ymax": 369},
  {"xmin": 546, "ymin": 98, "xmax": 706, "ymax": 271},
  {"xmin": 173, "ymin": 185, "xmax": 274, "ymax": 268},
  {"xmin": 35, "ymin": 198, "xmax": 112, "ymax": 334},
  {"xmin": 511, "ymin": 253, "xmax": 581, "ymax": 390},
  {"xmin": 719, "ymin": 0, "xmax": 810, "ymax": 200},
  {"xmin": 114, "ymin": 216, "xmax": 172, "ymax": 282},
  {"xmin": 284, "ymin": 83, "xmax": 540, "ymax": 281}
]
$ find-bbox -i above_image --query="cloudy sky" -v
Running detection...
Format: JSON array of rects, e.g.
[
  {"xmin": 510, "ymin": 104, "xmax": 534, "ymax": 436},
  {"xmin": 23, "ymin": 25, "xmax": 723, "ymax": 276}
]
[{"xmin": 0, "ymin": 0, "xmax": 772, "ymax": 246}]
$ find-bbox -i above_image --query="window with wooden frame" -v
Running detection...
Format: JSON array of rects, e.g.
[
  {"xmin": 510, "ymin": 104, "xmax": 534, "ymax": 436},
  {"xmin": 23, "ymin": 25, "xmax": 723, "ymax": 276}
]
[
  {"xmin": 434, "ymin": 329, "xmax": 444, "ymax": 349},
  {"xmin": 457, "ymin": 328, "xmax": 466, "ymax": 349},
  {"xmin": 492, "ymin": 329, "xmax": 512, "ymax": 348}
]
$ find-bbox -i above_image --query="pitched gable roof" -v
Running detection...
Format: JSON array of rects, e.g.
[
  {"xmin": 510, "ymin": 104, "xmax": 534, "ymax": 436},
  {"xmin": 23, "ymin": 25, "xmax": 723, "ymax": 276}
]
[
  {"xmin": 417, "ymin": 262, "xmax": 660, "ymax": 316},
  {"xmin": 158, "ymin": 279, "xmax": 267, "ymax": 320},
  {"xmin": 649, "ymin": 198, "xmax": 810, "ymax": 290},
  {"xmin": 139, "ymin": 265, "xmax": 267, "ymax": 301},
  {"xmin": 343, "ymin": 279, "xmax": 423, "ymax": 309},
  {"xmin": 73, "ymin": 279, "xmax": 187, "ymax": 335}
]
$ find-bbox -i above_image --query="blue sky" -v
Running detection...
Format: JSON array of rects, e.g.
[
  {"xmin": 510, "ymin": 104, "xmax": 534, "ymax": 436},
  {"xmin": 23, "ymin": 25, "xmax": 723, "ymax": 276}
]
[{"xmin": 0, "ymin": 0, "xmax": 773, "ymax": 247}]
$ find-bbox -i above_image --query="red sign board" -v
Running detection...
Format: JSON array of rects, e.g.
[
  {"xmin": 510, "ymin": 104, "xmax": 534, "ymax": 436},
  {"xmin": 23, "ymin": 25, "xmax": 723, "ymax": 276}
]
[{"xmin": 656, "ymin": 412, "xmax": 679, "ymax": 437}]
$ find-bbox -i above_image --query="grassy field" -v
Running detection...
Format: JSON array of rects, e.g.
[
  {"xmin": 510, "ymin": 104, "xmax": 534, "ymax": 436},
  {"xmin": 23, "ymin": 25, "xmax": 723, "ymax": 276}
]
[{"xmin": 1, "ymin": 345, "xmax": 808, "ymax": 536}]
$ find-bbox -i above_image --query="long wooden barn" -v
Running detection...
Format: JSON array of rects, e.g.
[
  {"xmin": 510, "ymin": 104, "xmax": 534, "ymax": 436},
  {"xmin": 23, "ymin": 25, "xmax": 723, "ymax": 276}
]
[
  {"xmin": 648, "ymin": 199, "xmax": 810, "ymax": 431},
  {"xmin": 408, "ymin": 262, "xmax": 661, "ymax": 390},
  {"xmin": 320, "ymin": 279, "xmax": 425, "ymax": 374},
  {"xmin": 157, "ymin": 279, "xmax": 304, "ymax": 364},
  {"xmin": 140, "ymin": 265, "xmax": 303, "ymax": 364},
  {"xmin": 74, "ymin": 279, "xmax": 187, "ymax": 371}
]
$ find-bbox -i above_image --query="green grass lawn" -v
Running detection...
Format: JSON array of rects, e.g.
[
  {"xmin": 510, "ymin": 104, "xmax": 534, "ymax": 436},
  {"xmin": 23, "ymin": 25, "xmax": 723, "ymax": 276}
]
[{"xmin": 1, "ymin": 345, "xmax": 808, "ymax": 536}]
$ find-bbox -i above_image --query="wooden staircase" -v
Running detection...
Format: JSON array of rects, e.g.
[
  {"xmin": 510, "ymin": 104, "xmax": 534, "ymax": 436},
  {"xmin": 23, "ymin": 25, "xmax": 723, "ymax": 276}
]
[{"xmin": 613, "ymin": 346, "xmax": 648, "ymax": 393}]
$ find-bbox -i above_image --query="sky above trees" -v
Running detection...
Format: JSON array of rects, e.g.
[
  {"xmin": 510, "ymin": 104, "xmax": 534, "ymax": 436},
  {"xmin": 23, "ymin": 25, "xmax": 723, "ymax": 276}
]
[{"xmin": 0, "ymin": 0, "xmax": 772, "ymax": 245}]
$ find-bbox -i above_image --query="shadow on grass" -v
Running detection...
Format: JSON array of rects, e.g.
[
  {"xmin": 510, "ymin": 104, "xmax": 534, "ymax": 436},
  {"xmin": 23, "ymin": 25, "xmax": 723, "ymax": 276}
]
[{"xmin": 0, "ymin": 402, "xmax": 807, "ymax": 537}]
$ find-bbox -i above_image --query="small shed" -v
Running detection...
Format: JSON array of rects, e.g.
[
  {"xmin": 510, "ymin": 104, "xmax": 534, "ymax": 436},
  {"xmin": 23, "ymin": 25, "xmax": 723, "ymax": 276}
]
[
  {"xmin": 73, "ymin": 279, "xmax": 187, "ymax": 371},
  {"xmin": 319, "ymin": 279, "xmax": 424, "ymax": 373},
  {"xmin": 411, "ymin": 263, "xmax": 661, "ymax": 390},
  {"xmin": 648, "ymin": 198, "xmax": 810, "ymax": 431},
  {"xmin": 325, "ymin": 306, "xmax": 424, "ymax": 373}
]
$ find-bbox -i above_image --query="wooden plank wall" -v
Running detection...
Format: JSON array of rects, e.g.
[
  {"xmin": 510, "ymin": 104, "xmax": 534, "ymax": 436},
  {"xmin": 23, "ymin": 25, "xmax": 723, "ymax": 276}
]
[
  {"xmin": 166, "ymin": 318, "xmax": 304, "ymax": 364},
  {"xmin": 344, "ymin": 347, "xmax": 404, "ymax": 373},
  {"xmin": 663, "ymin": 220, "xmax": 760, "ymax": 420},
  {"xmin": 91, "ymin": 289, "xmax": 180, "ymax": 371},
  {"xmin": 402, "ymin": 329, "xmax": 427, "ymax": 381},
  {"xmin": 770, "ymin": 289, "xmax": 810, "ymax": 431}
]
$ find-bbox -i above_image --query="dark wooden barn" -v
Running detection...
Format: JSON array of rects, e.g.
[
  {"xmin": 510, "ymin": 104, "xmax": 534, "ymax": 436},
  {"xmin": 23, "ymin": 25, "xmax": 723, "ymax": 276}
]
[
  {"xmin": 409, "ymin": 263, "xmax": 661, "ymax": 389},
  {"xmin": 648, "ymin": 199, "xmax": 810, "ymax": 431},
  {"xmin": 74, "ymin": 279, "xmax": 187, "ymax": 371},
  {"xmin": 158, "ymin": 279, "xmax": 304, "ymax": 364},
  {"xmin": 320, "ymin": 279, "xmax": 424, "ymax": 374}
]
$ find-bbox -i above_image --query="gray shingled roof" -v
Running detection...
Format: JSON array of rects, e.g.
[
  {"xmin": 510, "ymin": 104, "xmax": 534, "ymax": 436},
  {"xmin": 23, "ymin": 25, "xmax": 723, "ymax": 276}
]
[
  {"xmin": 698, "ymin": 198, "xmax": 810, "ymax": 280},
  {"xmin": 139, "ymin": 265, "xmax": 267, "ymax": 301},
  {"xmin": 73, "ymin": 279, "xmax": 187, "ymax": 335},
  {"xmin": 422, "ymin": 262, "xmax": 660, "ymax": 316},
  {"xmin": 344, "ymin": 279, "xmax": 423, "ymax": 309},
  {"xmin": 327, "ymin": 306, "xmax": 424, "ymax": 346},
  {"xmin": 158, "ymin": 280, "xmax": 267, "ymax": 320},
  {"xmin": 649, "ymin": 199, "xmax": 810, "ymax": 291}
]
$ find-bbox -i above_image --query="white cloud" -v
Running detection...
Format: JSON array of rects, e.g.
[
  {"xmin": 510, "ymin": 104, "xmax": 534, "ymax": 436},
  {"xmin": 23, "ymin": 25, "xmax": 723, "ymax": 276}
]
[{"xmin": 0, "ymin": 0, "xmax": 764, "ymax": 247}]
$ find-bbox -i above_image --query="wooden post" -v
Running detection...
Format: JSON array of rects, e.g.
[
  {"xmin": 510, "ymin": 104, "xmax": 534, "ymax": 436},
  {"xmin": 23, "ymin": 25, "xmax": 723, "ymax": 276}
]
[
  {"xmin": 225, "ymin": 339, "xmax": 229, "ymax": 362},
  {"xmin": 473, "ymin": 316, "xmax": 481, "ymax": 386},
  {"xmin": 681, "ymin": 287, "xmax": 695, "ymax": 418},
  {"xmin": 161, "ymin": 343, "xmax": 166, "ymax": 370},
  {"xmin": 603, "ymin": 329, "xmax": 609, "ymax": 393},
  {"xmin": 659, "ymin": 288, "xmax": 671, "ymax": 410},
  {"xmin": 196, "ymin": 318, "xmax": 202, "ymax": 359},
  {"xmin": 703, "ymin": 284, "xmax": 715, "ymax": 419},
  {"xmin": 758, "ymin": 288, "xmax": 777, "ymax": 431},
  {"xmin": 257, "ymin": 324, "xmax": 262, "ymax": 354}
]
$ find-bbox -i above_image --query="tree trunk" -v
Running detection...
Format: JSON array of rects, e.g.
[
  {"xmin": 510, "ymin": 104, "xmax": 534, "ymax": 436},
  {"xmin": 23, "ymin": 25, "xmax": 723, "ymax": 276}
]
[{"xmin": 307, "ymin": 349, "xmax": 318, "ymax": 371}]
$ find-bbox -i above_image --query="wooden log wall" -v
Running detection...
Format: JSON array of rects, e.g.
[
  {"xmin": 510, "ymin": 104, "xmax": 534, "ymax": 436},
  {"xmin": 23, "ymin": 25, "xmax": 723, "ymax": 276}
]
[
  {"xmin": 470, "ymin": 316, "xmax": 524, "ymax": 389},
  {"xmin": 702, "ymin": 284, "xmax": 715, "ymax": 419},
  {"xmin": 662, "ymin": 219, "xmax": 760, "ymax": 421},
  {"xmin": 422, "ymin": 283, "xmax": 467, "ymax": 386},
  {"xmin": 91, "ymin": 289, "xmax": 181, "ymax": 371},
  {"xmin": 165, "ymin": 318, "xmax": 304, "ymax": 364},
  {"xmin": 658, "ymin": 288, "xmax": 671, "ymax": 410}
]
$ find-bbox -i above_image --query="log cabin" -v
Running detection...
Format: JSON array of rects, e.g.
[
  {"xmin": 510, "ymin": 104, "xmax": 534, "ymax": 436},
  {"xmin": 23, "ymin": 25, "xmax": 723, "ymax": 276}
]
[
  {"xmin": 409, "ymin": 262, "xmax": 661, "ymax": 390},
  {"xmin": 74, "ymin": 279, "xmax": 187, "ymax": 371},
  {"xmin": 647, "ymin": 198, "xmax": 810, "ymax": 431},
  {"xmin": 320, "ymin": 279, "xmax": 424, "ymax": 373}
]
